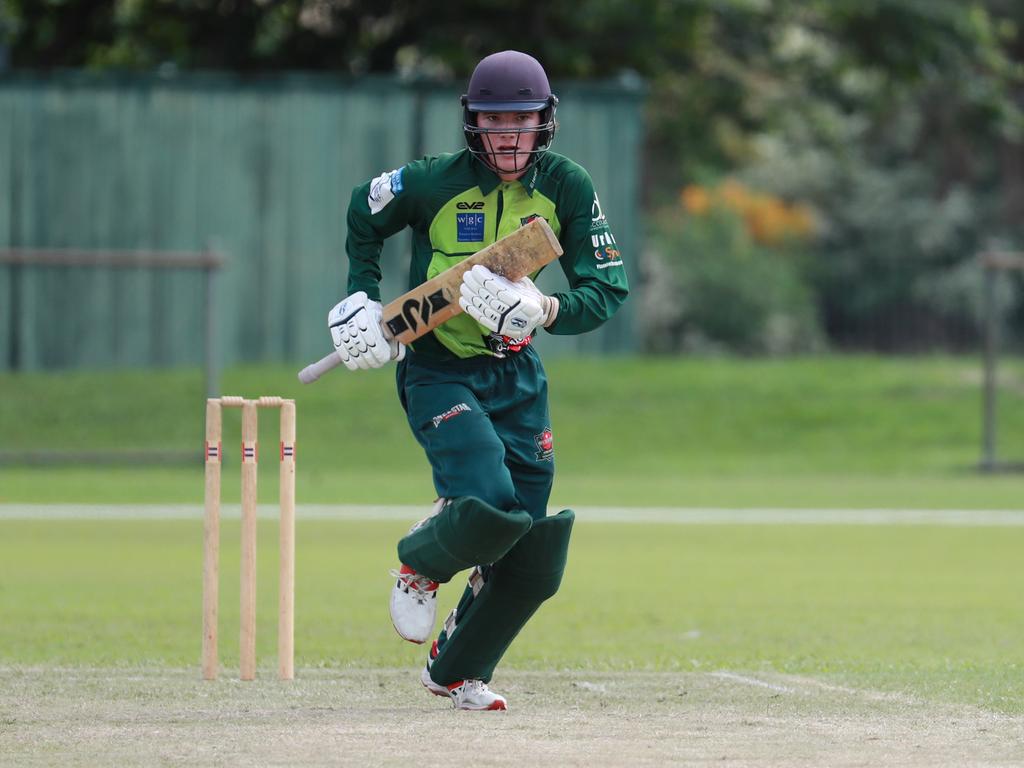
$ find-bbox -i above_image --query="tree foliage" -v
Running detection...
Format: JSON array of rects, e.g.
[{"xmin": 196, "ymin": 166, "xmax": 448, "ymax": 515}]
[
  {"xmin": 3, "ymin": 0, "xmax": 1022, "ymax": 350},
  {"xmin": 6, "ymin": 1, "xmax": 1017, "ymax": 188}
]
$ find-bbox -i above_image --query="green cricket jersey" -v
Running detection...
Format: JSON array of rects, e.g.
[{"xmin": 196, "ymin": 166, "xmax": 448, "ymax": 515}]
[{"xmin": 346, "ymin": 149, "xmax": 629, "ymax": 360}]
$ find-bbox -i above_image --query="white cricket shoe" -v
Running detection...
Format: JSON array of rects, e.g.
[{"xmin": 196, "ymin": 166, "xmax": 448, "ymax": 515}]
[
  {"xmin": 445, "ymin": 679, "xmax": 508, "ymax": 711},
  {"xmin": 420, "ymin": 640, "xmax": 508, "ymax": 710},
  {"xmin": 389, "ymin": 564, "xmax": 438, "ymax": 644},
  {"xmin": 419, "ymin": 639, "xmax": 453, "ymax": 697}
]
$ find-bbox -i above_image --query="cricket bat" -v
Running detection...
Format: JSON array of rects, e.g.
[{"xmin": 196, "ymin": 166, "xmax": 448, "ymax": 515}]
[{"xmin": 298, "ymin": 217, "xmax": 562, "ymax": 383}]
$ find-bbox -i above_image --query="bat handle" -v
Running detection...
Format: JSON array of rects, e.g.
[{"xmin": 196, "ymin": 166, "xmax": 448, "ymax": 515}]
[
  {"xmin": 298, "ymin": 319, "xmax": 395, "ymax": 384},
  {"xmin": 297, "ymin": 352, "xmax": 343, "ymax": 384}
]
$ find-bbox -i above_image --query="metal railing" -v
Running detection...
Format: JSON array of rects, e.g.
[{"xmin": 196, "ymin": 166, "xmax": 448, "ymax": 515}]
[
  {"xmin": 0, "ymin": 246, "xmax": 225, "ymax": 466},
  {"xmin": 1, "ymin": 246, "xmax": 225, "ymax": 397}
]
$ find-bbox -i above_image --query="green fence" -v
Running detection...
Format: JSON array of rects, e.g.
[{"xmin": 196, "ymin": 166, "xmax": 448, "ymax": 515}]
[{"xmin": 0, "ymin": 72, "xmax": 644, "ymax": 373}]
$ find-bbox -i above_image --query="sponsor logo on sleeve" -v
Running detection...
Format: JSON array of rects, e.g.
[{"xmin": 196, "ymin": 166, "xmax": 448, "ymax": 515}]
[
  {"xmin": 592, "ymin": 243, "xmax": 623, "ymax": 269},
  {"xmin": 584, "ymin": 194, "xmax": 622, "ymax": 268},
  {"xmin": 368, "ymin": 167, "xmax": 403, "ymax": 215},
  {"xmin": 456, "ymin": 212, "xmax": 486, "ymax": 242}
]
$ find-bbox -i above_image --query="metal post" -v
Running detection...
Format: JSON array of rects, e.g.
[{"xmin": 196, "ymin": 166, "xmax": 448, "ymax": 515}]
[
  {"xmin": 981, "ymin": 265, "xmax": 997, "ymax": 471},
  {"xmin": 6, "ymin": 262, "xmax": 19, "ymax": 370}
]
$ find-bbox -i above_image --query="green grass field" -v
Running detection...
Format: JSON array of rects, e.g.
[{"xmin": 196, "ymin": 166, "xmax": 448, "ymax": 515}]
[
  {"xmin": 0, "ymin": 515, "xmax": 1021, "ymax": 715},
  {"xmin": 1, "ymin": 355, "xmax": 1023, "ymax": 507},
  {"xmin": 0, "ymin": 356, "xmax": 1022, "ymax": 735}
]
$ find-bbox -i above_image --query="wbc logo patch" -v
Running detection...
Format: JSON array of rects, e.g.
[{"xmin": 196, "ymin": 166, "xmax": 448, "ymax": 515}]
[
  {"xmin": 456, "ymin": 213, "xmax": 485, "ymax": 242},
  {"xmin": 534, "ymin": 428, "xmax": 554, "ymax": 462}
]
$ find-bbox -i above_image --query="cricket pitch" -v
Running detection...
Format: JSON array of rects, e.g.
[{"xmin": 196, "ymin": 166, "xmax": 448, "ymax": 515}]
[{"xmin": 1, "ymin": 667, "xmax": 1021, "ymax": 767}]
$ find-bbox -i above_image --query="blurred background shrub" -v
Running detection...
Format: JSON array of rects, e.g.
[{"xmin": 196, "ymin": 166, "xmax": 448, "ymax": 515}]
[{"xmin": 642, "ymin": 180, "xmax": 822, "ymax": 354}]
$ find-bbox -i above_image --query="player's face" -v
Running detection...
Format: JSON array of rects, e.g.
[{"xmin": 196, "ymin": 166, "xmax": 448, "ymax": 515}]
[{"xmin": 477, "ymin": 111, "xmax": 542, "ymax": 179}]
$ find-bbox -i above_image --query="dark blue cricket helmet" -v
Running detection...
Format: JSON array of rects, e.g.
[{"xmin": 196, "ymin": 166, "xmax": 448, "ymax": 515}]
[{"xmin": 461, "ymin": 51, "xmax": 559, "ymax": 174}]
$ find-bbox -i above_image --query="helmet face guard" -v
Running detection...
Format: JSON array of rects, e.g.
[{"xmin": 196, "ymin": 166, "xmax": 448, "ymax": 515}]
[
  {"xmin": 461, "ymin": 51, "xmax": 559, "ymax": 176},
  {"xmin": 461, "ymin": 97, "xmax": 558, "ymax": 176}
]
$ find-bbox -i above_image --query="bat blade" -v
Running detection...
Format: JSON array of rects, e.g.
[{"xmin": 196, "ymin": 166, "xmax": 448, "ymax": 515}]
[
  {"xmin": 382, "ymin": 217, "xmax": 562, "ymax": 343},
  {"xmin": 298, "ymin": 218, "xmax": 562, "ymax": 383}
]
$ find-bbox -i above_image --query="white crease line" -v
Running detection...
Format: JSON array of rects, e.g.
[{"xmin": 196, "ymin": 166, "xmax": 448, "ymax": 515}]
[
  {"xmin": 776, "ymin": 674, "xmax": 924, "ymax": 706},
  {"xmin": 770, "ymin": 673, "xmax": 1024, "ymax": 724},
  {"xmin": 710, "ymin": 671, "xmax": 795, "ymax": 693},
  {"xmin": 0, "ymin": 505, "xmax": 1023, "ymax": 525}
]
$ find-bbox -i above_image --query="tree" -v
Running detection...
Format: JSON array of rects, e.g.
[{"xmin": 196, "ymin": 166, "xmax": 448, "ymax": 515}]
[{"xmin": 4, "ymin": 0, "xmax": 1022, "ymax": 349}]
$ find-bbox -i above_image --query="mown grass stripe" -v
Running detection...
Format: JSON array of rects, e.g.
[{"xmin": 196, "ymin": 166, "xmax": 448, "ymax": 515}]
[{"xmin": 1, "ymin": 504, "xmax": 1023, "ymax": 525}]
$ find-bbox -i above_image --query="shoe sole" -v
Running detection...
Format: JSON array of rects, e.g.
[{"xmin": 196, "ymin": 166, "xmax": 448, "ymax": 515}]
[
  {"xmin": 422, "ymin": 665, "xmax": 508, "ymax": 710},
  {"xmin": 392, "ymin": 620, "xmax": 427, "ymax": 644},
  {"xmin": 421, "ymin": 666, "xmax": 448, "ymax": 697},
  {"xmin": 458, "ymin": 701, "xmax": 508, "ymax": 711},
  {"xmin": 422, "ymin": 681, "xmax": 448, "ymax": 698}
]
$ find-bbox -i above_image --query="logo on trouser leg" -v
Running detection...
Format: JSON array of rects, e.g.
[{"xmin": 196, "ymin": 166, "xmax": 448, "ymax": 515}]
[
  {"xmin": 431, "ymin": 403, "xmax": 472, "ymax": 428},
  {"xmin": 534, "ymin": 428, "xmax": 554, "ymax": 462}
]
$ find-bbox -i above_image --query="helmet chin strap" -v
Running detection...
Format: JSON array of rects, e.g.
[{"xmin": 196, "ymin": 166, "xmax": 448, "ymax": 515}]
[{"xmin": 481, "ymin": 147, "xmax": 531, "ymax": 178}]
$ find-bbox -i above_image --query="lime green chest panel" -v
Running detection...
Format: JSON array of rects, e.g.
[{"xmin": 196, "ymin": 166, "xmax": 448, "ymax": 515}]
[{"xmin": 425, "ymin": 182, "xmax": 560, "ymax": 358}]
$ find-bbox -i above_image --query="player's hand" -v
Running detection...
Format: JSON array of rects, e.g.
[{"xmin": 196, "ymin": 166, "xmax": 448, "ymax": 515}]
[
  {"xmin": 459, "ymin": 265, "xmax": 558, "ymax": 341},
  {"xmin": 328, "ymin": 291, "xmax": 406, "ymax": 371}
]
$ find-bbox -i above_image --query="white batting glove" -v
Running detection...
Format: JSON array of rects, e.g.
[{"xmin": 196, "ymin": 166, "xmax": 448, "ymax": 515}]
[
  {"xmin": 328, "ymin": 291, "xmax": 406, "ymax": 371},
  {"xmin": 459, "ymin": 265, "xmax": 558, "ymax": 341}
]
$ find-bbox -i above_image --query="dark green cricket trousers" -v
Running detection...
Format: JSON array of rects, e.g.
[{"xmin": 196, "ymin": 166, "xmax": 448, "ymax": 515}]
[
  {"xmin": 394, "ymin": 346, "xmax": 572, "ymax": 684},
  {"xmin": 396, "ymin": 346, "xmax": 554, "ymax": 521}
]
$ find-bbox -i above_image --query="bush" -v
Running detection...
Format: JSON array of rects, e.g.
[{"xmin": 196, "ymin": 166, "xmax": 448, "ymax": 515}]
[
  {"xmin": 740, "ymin": 104, "xmax": 1022, "ymax": 352},
  {"xmin": 641, "ymin": 201, "xmax": 825, "ymax": 354}
]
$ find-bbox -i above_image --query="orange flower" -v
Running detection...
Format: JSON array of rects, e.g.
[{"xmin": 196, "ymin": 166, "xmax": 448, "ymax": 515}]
[
  {"xmin": 680, "ymin": 185, "xmax": 711, "ymax": 215},
  {"xmin": 677, "ymin": 177, "xmax": 817, "ymax": 245},
  {"xmin": 717, "ymin": 179, "xmax": 751, "ymax": 211},
  {"xmin": 788, "ymin": 204, "xmax": 816, "ymax": 238},
  {"xmin": 745, "ymin": 196, "xmax": 789, "ymax": 245}
]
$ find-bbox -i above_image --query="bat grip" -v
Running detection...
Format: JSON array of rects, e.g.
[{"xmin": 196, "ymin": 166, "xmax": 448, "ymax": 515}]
[{"xmin": 297, "ymin": 352, "xmax": 343, "ymax": 384}]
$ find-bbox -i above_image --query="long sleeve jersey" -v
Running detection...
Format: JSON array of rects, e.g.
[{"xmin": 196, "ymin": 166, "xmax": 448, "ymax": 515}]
[{"xmin": 346, "ymin": 148, "xmax": 629, "ymax": 361}]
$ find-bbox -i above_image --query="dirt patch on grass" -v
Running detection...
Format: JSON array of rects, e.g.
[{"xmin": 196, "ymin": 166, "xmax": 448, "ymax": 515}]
[{"xmin": 1, "ymin": 667, "xmax": 1020, "ymax": 767}]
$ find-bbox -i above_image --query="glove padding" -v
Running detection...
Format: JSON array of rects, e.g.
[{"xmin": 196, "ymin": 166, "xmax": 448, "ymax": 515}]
[
  {"xmin": 328, "ymin": 291, "xmax": 406, "ymax": 371},
  {"xmin": 459, "ymin": 265, "xmax": 555, "ymax": 341}
]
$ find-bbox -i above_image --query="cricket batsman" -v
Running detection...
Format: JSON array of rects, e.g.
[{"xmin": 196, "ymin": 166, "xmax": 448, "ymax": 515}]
[{"xmin": 326, "ymin": 50, "xmax": 628, "ymax": 709}]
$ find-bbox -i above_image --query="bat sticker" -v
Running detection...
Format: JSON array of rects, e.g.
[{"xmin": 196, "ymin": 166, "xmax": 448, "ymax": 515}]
[{"xmin": 386, "ymin": 289, "xmax": 450, "ymax": 336}]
